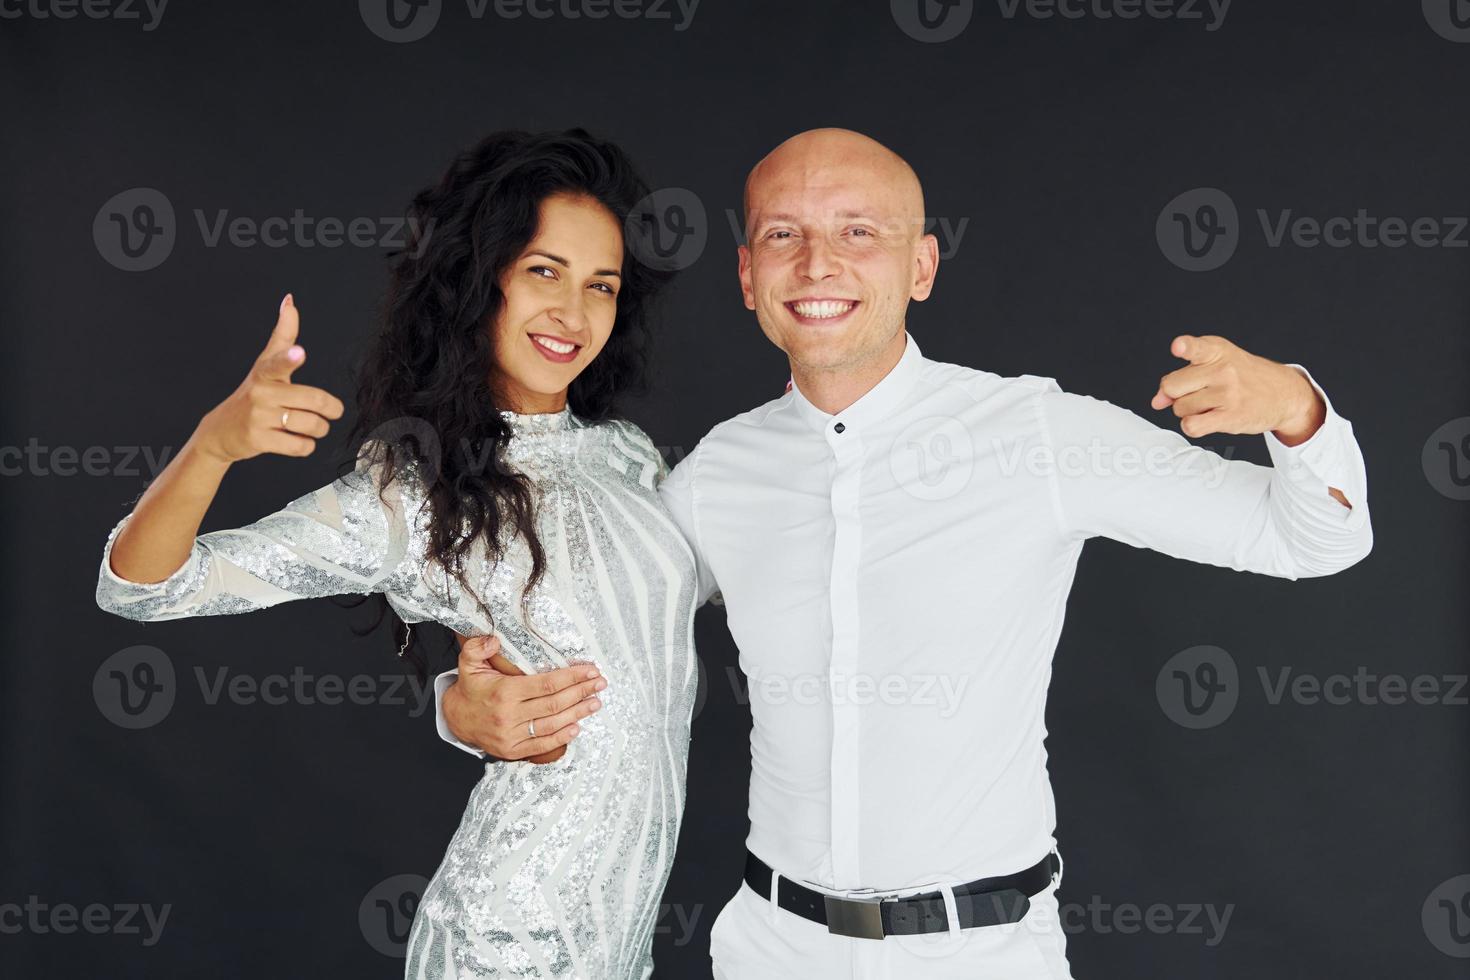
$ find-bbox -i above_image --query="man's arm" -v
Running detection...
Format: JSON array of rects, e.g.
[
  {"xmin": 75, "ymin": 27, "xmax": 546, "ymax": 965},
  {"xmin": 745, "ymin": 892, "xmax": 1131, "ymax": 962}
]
[
  {"xmin": 656, "ymin": 440, "xmax": 724, "ymax": 607},
  {"xmin": 1040, "ymin": 335, "xmax": 1371, "ymax": 578}
]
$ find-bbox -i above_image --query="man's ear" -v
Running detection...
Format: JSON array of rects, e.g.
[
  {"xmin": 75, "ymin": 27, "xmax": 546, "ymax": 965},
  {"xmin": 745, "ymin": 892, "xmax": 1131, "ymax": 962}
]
[
  {"xmin": 738, "ymin": 245, "xmax": 756, "ymax": 311},
  {"xmin": 911, "ymin": 233, "xmax": 939, "ymax": 302}
]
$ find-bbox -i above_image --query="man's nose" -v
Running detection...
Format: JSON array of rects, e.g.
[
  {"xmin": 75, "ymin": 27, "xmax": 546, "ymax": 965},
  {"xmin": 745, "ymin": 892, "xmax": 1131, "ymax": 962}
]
[{"xmin": 796, "ymin": 237, "xmax": 841, "ymax": 282}]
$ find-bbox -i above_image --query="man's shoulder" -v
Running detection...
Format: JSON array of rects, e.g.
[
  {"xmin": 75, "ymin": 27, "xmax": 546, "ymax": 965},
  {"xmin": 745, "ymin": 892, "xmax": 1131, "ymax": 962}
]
[
  {"xmin": 919, "ymin": 353, "xmax": 1063, "ymax": 401},
  {"xmin": 693, "ymin": 391, "xmax": 802, "ymax": 446}
]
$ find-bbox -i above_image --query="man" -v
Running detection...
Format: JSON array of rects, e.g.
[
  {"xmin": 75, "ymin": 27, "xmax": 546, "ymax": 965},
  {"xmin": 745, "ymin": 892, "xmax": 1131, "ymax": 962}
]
[{"xmin": 437, "ymin": 128, "xmax": 1371, "ymax": 977}]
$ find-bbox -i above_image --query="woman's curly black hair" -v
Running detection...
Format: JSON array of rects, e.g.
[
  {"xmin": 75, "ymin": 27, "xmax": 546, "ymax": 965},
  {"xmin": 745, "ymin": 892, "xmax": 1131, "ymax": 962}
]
[{"xmin": 338, "ymin": 128, "xmax": 673, "ymax": 681}]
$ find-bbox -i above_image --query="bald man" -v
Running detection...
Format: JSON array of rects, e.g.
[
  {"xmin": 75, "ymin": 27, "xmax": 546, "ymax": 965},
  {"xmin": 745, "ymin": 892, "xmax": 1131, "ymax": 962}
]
[{"xmin": 444, "ymin": 128, "xmax": 1372, "ymax": 978}]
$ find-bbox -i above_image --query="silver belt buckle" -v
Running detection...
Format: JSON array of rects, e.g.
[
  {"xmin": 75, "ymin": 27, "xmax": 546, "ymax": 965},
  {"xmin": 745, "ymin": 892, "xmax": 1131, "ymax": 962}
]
[{"xmin": 823, "ymin": 894, "xmax": 885, "ymax": 940}]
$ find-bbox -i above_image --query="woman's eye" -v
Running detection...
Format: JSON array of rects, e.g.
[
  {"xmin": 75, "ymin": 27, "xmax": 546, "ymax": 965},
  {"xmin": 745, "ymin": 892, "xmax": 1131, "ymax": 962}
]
[
  {"xmin": 530, "ymin": 265, "xmax": 556, "ymax": 279},
  {"xmin": 590, "ymin": 282, "xmax": 615, "ymax": 295}
]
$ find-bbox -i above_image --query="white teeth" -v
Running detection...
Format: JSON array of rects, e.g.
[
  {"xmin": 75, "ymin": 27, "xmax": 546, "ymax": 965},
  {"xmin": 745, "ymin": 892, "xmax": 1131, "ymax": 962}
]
[
  {"xmin": 533, "ymin": 335, "xmax": 576, "ymax": 354},
  {"xmin": 791, "ymin": 300, "xmax": 855, "ymax": 319}
]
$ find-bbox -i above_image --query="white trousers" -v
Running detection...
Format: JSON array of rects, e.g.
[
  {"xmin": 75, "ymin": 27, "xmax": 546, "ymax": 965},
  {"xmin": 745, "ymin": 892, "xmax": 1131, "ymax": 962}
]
[{"xmin": 709, "ymin": 857, "xmax": 1075, "ymax": 980}]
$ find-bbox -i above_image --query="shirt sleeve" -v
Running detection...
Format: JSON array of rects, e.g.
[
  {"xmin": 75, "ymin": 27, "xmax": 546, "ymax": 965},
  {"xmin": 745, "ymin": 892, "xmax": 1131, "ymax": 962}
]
[
  {"xmin": 96, "ymin": 439, "xmax": 422, "ymax": 621},
  {"xmin": 656, "ymin": 440, "xmax": 723, "ymax": 607},
  {"xmin": 1036, "ymin": 364, "xmax": 1372, "ymax": 579}
]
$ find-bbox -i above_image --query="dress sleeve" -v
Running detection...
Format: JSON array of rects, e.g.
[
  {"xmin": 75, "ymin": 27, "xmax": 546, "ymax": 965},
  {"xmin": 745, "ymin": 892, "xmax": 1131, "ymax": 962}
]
[
  {"xmin": 96, "ymin": 440, "xmax": 423, "ymax": 622},
  {"xmin": 1038, "ymin": 364, "xmax": 1372, "ymax": 580}
]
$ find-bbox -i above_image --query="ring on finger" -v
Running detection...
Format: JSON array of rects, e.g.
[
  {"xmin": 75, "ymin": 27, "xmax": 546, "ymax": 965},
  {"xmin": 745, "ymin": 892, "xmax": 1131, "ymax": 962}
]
[
  {"xmin": 527, "ymin": 718, "xmax": 536, "ymax": 738},
  {"xmin": 281, "ymin": 410, "xmax": 290, "ymax": 429}
]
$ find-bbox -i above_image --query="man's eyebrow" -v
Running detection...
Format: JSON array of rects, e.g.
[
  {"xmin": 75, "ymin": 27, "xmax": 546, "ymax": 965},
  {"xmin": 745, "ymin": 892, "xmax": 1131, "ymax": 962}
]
[
  {"xmin": 526, "ymin": 250, "xmax": 621, "ymax": 278},
  {"xmin": 749, "ymin": 210, "xmax": 883, "ymax": 226}
]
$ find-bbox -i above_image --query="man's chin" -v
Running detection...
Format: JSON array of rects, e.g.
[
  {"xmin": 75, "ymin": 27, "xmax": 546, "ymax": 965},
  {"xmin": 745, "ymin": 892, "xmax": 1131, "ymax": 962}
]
[{"xmin": 784, "ymin": 335, "xmax": 865, "ymax": 372}]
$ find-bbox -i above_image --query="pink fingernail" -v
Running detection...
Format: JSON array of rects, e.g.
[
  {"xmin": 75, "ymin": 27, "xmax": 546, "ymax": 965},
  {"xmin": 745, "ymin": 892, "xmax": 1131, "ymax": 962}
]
[{"xmin": 288, "ymin": 345, "xmax": 304, "ymax": 361}]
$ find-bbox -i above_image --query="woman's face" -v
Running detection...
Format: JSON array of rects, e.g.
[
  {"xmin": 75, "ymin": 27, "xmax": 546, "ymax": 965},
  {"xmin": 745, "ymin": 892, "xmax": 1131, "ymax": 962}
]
[{"xmin": 490, "ymin": 192, "xmax": 624, "ymax": 413}]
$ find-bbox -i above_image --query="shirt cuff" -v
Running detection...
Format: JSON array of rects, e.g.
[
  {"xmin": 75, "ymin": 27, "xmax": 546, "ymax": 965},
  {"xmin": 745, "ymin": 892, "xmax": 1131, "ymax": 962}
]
[
  {"xmin": 1262, "ymin": 364, "xmax": 1368, "ymax": 523},
  {"xmin": 433, "ymin": 668, "xmax": 487, "ymax": 759}
]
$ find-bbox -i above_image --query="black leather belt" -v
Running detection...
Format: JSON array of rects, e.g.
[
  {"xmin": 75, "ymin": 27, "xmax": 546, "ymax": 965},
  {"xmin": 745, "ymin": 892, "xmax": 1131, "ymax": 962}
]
[{"xmin": 743, "ymin": 849, "xmax": 1060, "ymax": 940}]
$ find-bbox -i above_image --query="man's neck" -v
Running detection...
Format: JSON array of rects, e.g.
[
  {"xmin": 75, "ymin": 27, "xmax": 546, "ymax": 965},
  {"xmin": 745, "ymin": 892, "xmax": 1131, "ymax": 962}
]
[{"xmin": 790, "ymin": 330, "xmax": 907, "ymax": 416}]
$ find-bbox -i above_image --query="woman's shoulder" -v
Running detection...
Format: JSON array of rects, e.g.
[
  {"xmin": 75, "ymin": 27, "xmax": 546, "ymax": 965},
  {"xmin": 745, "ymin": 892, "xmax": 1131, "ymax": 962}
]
[
  {"xmin": 584, "ymin": 415, "xmax": 652, "ymax": 446},
  {"xmin": 583, "ymin": 416, "xmax": 670, "ymax": 474},
  {"xmin": 348, "ymin": 436, "xmax": 434, "ymax": 505}
]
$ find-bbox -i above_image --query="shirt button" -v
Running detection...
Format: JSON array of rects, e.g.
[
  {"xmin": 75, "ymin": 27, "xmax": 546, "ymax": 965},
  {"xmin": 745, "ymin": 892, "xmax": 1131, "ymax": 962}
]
[{"xmin": 834, "ymin": 422, "xmax": 846, "ymax": 434}]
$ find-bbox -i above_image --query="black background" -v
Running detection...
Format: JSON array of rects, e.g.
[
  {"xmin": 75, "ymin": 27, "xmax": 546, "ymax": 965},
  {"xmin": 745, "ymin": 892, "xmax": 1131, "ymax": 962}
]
[{"xmin": 3, "ymin": 1, "xmax": 1468, "ymax": 976}]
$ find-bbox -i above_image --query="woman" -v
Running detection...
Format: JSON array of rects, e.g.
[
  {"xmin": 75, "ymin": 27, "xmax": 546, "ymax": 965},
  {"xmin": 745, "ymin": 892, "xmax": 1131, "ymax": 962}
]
[{"xmin": 95, "ymin": 129, "xmax": 702, "ymax": 979}]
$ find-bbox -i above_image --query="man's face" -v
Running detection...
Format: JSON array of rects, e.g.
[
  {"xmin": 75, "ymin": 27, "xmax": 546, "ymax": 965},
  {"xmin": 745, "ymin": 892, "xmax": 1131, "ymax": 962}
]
[{"xmin": 739, "ymin": 151, "xmax": 937, "ymax": 375}]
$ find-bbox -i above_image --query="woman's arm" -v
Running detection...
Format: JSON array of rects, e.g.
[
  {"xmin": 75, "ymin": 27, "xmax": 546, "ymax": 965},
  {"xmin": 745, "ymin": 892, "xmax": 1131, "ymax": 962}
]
[
  {"xmin": 106, "ymin": 294, "xmax": 345, "ymax": 584},
  {"xmin": 95, "ymin": 295, "xmax": 428, "ymax": 623}
]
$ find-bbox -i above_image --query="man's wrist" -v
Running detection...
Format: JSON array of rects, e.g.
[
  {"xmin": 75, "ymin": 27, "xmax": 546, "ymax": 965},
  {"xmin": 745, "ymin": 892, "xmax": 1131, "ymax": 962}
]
[
  {"xmin": 1271, "ymin": 366, "xmax": 1326, "ymax": 447},
  {"xmin": 433, "ymin": 669, "xmax": 487, "ymax": 758},
  {"xmin": 441, "ymin": 680, "xmax": 476, "ymax": 750}
]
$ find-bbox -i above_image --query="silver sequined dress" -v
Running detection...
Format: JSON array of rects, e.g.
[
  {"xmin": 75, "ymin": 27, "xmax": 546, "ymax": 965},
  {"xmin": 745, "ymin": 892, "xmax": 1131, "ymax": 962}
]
[{"xmin": 95, "ymin": 407, "xmax": 702, "ymax": 979}]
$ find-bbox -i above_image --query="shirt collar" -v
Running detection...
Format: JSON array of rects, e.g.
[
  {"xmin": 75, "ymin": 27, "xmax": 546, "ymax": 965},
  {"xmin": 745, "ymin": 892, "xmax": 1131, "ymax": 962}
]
[{"xmin": 787, "ymin": 332, "xmax": 925, "ymax": 437}]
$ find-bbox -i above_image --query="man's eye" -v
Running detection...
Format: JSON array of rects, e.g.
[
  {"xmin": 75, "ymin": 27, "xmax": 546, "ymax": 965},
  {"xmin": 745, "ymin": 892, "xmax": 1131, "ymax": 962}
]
[
  {"xmin": 849, "ymin": 227, "xmax": 873, "ymax": 237},
  {"xmin": 767, "ymin": 230, "xmax": 793, "ymax": 240}
]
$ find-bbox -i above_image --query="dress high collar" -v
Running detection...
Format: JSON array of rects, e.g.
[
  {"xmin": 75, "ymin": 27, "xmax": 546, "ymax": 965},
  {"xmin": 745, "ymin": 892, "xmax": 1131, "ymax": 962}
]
[{"xmin": 499, "ymin": 405, "xmax": 577, "ymax": 436}]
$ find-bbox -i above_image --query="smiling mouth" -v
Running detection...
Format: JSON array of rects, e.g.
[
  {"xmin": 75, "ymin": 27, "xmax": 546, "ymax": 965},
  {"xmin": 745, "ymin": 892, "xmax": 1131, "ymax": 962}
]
[
  {"xmin": 786, "ymin": 299, "xmax": 859, "ymax": 321},
  {"xmin": 529, "ymin": 332, "xmax": 582, "ymax": 363}
]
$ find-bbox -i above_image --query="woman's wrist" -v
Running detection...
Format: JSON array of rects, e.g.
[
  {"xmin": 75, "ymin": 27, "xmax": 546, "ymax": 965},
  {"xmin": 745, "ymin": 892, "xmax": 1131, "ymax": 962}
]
[{"xmin": 182, "ymin": 426, "xmax": 236, "ymax": 473}]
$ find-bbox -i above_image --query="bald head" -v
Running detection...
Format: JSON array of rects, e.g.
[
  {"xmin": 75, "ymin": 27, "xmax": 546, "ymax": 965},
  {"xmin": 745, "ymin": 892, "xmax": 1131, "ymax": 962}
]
[{"xmin": 744, "ymin": 128, "xmax": 926, "ymax": 235}]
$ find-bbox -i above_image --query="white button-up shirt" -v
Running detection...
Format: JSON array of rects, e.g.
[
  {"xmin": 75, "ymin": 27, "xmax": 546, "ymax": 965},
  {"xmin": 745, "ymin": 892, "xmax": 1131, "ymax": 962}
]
[{"xmin": 440, "ymin": 331, "xmax": 1371, "ymax": 894}]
